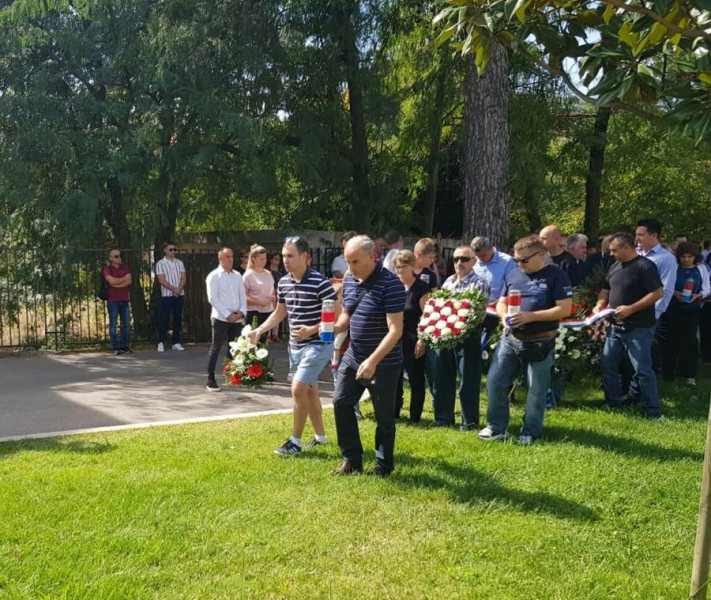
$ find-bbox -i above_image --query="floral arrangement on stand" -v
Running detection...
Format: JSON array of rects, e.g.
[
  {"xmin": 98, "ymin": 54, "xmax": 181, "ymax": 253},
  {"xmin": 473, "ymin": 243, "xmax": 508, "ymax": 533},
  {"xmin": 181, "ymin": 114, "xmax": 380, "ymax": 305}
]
[
  {"xmin": 417, "ymin": 289, "xmax": 489, "ymax": 350},
  {"xmin": 223, "ymin": 325, "xmax": 274, "ymax": 389},
  {"xmin": 553, "ymin": 265, "xmax": 610, "ymax": 383}
]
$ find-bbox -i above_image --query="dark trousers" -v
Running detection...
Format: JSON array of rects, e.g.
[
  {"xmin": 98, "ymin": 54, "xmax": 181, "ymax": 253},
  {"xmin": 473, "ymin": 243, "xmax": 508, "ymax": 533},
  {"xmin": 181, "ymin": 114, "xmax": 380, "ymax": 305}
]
[
  {"xmin": 158, "ymin": 296, "xmax": 184, "ymax": 345},
  {"xmin": 333, "ymin": 362, "xmax": 400, "ymax": 473},
  {"xmin": 396, "ymin": 336, "xmax": 427, "ymax": 422},
  {"xmin": 662, "ymin": 308, "xmax": 701, "ymax": 379},
  {"xmin": 433, "ymin": 330, "xmax": 482, "ymax": 427},
  {"xmin": 107, "ymin": 300, "xmax": 130, "ymax": 350},
  {"xmin": 246, "ymin": 311, "xmax": 270, "ymax": 342},
  {"xmin": 701, "ymin": 303, "xmax": 711, "ymax": 362},
  {"xmin": 207, "ymin": 318, "xmax": 243, "ymax": 379}
]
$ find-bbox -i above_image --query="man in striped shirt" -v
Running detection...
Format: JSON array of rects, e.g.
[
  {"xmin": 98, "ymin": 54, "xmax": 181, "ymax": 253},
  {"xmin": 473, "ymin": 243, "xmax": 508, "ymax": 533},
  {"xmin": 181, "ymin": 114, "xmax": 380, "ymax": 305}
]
[
  {"xmin": 250, "ymin": 237, "xmax": 338, "ymax": 456},
  {"xmin": 155, "ymin": 241, "xmax": 187, "ymax": 353},
  {"xmin": 331, "ymin": 235, "xmax": 406, "ymax": 476}
]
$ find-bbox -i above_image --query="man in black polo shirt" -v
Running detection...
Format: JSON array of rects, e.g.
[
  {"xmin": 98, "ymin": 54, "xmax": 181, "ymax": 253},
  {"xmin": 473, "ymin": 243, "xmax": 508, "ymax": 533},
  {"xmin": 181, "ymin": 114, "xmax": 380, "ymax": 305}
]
[
  {"xmin": 479, "ymin": 235, "xmax": 573, "ymax": 445},
  {"xmin": 593, "ymin": 232, "xmax": 664, "ymax": 418},
  {"xmin": 332, "ymin": 235, "xmax": 406, "ymax": 476},
  {"xmin": 540, "ymin": 224, "xmax": 583, "ymax": 286},
  {"xmin": 251, "ymin": 237, "xmax": 338, "ymax": 455}
]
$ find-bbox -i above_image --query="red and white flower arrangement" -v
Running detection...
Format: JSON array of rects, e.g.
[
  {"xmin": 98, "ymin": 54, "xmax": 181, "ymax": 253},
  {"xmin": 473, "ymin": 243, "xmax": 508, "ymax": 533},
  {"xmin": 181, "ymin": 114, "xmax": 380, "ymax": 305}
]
[
  {"xmin": 223, "ymin": 325, "xmax": 274, "ymax": 389},
  {"xmin": 417, "ymin": 289, "xmax": 488, "ymax": 350}
]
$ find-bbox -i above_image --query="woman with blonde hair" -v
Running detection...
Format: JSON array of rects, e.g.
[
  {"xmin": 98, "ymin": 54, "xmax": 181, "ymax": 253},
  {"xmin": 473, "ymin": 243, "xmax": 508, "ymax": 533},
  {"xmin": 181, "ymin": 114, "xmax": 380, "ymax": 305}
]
[{"xmin": 243, "ymin": 244, "xmax": 276, "ymax": 340}]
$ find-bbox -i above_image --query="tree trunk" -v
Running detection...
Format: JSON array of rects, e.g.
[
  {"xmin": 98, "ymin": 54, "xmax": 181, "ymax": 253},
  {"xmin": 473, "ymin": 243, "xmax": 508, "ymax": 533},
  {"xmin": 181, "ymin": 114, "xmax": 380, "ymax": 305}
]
[
  {"xmin": 524, "ymin": 186, "xmax": 543, "ymax": 234},
  {"xmin": 422, "ymin": 49, "xmax": 449, "ymax": 236},
  {"xmin": 462, "ymin": 43, "xmax": 510, "ymax": 248},
  {"xmin": 584, "ymin": 107, "xmax": 611, "ymax": 242},
  {"xmin": 334, "ymin": 0, "xmax": 371, "ymax": 232}
]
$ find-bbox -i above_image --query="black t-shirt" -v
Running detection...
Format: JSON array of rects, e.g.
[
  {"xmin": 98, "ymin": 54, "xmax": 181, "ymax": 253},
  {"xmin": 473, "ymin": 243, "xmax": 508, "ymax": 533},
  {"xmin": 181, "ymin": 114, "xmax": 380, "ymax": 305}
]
[
  {"xmin": 551, "ymin": 250, "xmax": 583, "ymax": 286},
  {"xmin": 415, "ymin": 267, "xmax": 438, "ymax": 291},
  {"xmin": 502, "ymin": 265, "xmax": 573, "ymax": 334},
  {"xmin": 604, "ymin": 256, "xmax": 662, "ymax": 331},
  {"xmin": 403, "ymin": 278, "xmax": 430, "ymax": 345}
]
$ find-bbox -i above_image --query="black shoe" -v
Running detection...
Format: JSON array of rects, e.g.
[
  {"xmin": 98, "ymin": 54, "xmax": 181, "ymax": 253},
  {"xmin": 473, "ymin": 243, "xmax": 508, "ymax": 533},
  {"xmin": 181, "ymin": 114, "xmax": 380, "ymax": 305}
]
[
  {"xmin": 459, "ymin": 423, "xmax": 479, "ymax": 432},
  {"xmin": 331, "ymin": 458, "xmax": 363, "ymax": 475},
  {"xmin": 120, "ymin": 347, "xmax": 133, "ymax": 354},
  {"xmin": 429, "ymin": 421, "xmax": 453, "ymax": 429},
  {"xmin": 206, "ymin": 380, "xmax": 221, "ymax": 393},
  {"xmin": 370, "ymin": 465, "xmax": 392, "ymax": 477}
]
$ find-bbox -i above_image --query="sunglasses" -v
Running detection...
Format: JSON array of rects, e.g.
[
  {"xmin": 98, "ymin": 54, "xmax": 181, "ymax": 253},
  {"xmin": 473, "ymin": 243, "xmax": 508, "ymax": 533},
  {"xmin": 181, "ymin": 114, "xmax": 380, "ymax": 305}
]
[
  {"xmin": 166, "ymin": 248, "xmax": 176, "ymax": 252},
  {"xmin": 513, "ymin": 252, "xmax": 540, "ymax": 264},
  {"xmin": 453, "ymin": 256, "xmax": 473, "ymax": 263},
  {"xmin": 111, "ymin": 254, "xmax": 121, "ymax": 258},
  {"xmin": 284, "ymin": 236, "xmax": 301, "ymax": 243}
]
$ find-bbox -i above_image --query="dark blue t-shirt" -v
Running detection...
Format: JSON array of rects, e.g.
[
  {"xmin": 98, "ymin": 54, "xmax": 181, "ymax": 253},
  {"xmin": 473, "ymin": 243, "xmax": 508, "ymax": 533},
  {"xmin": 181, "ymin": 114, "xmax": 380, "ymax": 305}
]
[
  {"xmin": 502, "ymin": 265, "xmax": 573, "ymax": 334},
  {"xmin": 342, "ymin": 263, "xmax": 406, "ymax": 369}
]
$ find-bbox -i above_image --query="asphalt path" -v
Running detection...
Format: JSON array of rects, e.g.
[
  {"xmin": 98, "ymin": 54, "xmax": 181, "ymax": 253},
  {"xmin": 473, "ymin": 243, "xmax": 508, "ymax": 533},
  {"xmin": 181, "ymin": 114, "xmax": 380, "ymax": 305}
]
[{"xmin": 0, "ymin": 344, "xmax": 335, "ymax": 442}]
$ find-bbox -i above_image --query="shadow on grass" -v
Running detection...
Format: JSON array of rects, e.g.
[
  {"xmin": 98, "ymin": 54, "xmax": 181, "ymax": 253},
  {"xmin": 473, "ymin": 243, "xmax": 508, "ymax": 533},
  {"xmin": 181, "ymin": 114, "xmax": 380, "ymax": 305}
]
[
  {"xmin": 544, "ymin": 424, "xmax": 703, "ymax": 462},
  {"xmin": 393, "ymin": 453, "xmax": 598, "ymax": 523},
  {"xmin": 0, "ymin": 438, "xmax": 114, "ymax": 459}
]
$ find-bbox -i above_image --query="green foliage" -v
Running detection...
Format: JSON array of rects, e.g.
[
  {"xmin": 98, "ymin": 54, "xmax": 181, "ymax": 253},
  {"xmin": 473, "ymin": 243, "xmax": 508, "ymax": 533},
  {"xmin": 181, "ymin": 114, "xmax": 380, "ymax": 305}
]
[{"xmin": 435, "ymin": 0, "xmax": 711, "ymax": 141}]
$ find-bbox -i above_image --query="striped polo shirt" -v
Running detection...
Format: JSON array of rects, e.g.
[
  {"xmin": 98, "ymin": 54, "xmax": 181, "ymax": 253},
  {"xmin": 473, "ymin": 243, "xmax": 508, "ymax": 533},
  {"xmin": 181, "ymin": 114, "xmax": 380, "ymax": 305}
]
[
  {"xmin": 342, "ymin": 263, "xmax": 406, "ymax": 369},
  {"xmin": 278, "ymin": 268, "xmax": 338, "ymax": 350},
  {"xmin": 156, "ymin": 257, "xmax": 186, "ymax": 297}
]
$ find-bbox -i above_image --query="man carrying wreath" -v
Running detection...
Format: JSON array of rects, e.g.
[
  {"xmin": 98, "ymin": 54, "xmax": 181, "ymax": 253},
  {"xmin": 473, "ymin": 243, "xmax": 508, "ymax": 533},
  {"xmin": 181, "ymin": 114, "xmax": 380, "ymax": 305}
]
[{"xmin": 432, "ymin": 245, "xmax": 490, "ymax": 430}]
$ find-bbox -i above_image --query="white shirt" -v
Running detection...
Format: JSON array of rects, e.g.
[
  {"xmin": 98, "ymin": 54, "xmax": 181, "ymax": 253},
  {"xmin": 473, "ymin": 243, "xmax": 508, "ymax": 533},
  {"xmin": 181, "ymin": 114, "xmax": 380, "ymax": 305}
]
[
  {"xmin": 638, "ymin": 243, "xmax": 677, "ymax": 319},
  {"xmin": 699, "ymin": 264, "xmax": 711, "ymax": 299},
  {"xmin": 156, "ymin": 257, "xmax": 186, "ymax": 297},
  {"xmin": 331, "ymin": 254, "xmax": 348, "ymax": 277},
  {"xmin": 206, "ymin": 266, "xmax": 247, "ymax": 322}
]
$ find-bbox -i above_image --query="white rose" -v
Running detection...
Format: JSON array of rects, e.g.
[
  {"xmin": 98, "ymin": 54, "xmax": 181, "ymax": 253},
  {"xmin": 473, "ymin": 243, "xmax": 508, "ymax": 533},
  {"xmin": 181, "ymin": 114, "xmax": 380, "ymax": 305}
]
[
  {"xmin": 419, "ymin": 317, "xmax": 430, "ymax": 328},
  {"xmin": 453, "ymin": 301, "xmax": 462, "ymax": 310},
  {"xmin": 457, "ymin": 309, "xmax": 469, "ymax": 318},
  {"xmin": 435, "ymin": 321, "xmax": 446, "ymax": 330},
  {"xmin": 430, "ymin": 312, "xmax": 441, "ymax": 321},
  {"xmin": 241, "ymin": 324, "xmax": 252, "ymax": 337},
  {"xmin": 256, "ymin": 348, "xmax": 268, "ymax": 360},
  {"xmin": 434, "ymin": 299, "xmax": 446, "ymax": 308},
  {"xmin": 440, "ymin": 306, "xmax": 452, "ymax": 316},
  {"xmin": 447, "ymin": 315, "xmax": 458, "ymax": 324},
  {"xmin": 423, "ymin": 304, "xmax": 433, "ymax": 314},
  {"xmin": 453, "ymin": 320, "xmax": 466, "ymax": 330},
  {"xmin": 425, "ymin": 325, "xmax": 435, "ymax": 334},
  {"xmin": 441, "ymin": 327, "xmax": 452, "ymax": 336}
]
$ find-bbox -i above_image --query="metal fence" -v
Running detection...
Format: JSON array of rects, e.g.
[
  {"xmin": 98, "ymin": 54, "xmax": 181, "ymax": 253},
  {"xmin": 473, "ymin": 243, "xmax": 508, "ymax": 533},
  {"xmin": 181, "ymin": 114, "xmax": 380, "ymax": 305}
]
[{"xmin": 0, "ymin": 246, "xmax": 349, "ymax": 350}]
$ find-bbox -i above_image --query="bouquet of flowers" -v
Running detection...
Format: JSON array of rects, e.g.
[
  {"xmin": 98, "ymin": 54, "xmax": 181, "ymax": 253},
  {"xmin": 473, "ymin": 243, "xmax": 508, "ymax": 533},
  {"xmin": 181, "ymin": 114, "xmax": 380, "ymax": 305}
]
[
  {"xmin": 417, "ymin": 289, "xmax": 488, "ymax": 350},
  {"xmin": 223, "ymin": 325, "xmax": 274, "ymax": 389}
]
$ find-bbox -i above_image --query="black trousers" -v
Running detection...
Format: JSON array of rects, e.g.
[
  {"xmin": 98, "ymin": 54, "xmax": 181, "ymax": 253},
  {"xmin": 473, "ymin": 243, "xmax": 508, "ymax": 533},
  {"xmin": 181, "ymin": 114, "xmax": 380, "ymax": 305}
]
[
  {"xmin": 701, "ymin": 303, "xmax": 711, "ymax": 362},
  {"xmin": 396, "ymin": 336, "xmax": 427, "ymax": 422},
  {"xmin": 207, "ymin": 318, "xmax": 243, "ymax": 379},
  {"xmin": 158, "ymin": 296, "xmax": 184, "ymax": 345},
  {"xmin": 662, "ymin": 308, "xmax": 701, "ymax": 378},
  {"xmin": 333, "ymin": 362, "xmax": 400, "ymax": 473}
]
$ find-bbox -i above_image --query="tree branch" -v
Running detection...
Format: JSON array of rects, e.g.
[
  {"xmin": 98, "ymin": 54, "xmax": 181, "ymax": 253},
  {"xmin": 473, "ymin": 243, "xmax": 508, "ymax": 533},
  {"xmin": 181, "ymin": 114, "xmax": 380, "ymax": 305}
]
[{"xmin": 602, "ymin": 0, "xmax": 711, "ymax": 44}]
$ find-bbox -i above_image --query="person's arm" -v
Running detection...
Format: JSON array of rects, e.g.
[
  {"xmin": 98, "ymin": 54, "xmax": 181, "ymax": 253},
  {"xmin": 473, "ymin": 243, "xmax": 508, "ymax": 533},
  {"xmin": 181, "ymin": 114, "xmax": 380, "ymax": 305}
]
[
  {"xmin": 594, "ymin": 289, "xmax": 610, "ymax": 313},
  {"xmin": 156, "ymin": 273, "xmax": 175, "ymax": 294},
  {"xmin": 105, "ymin": 270, "xmax": 131, "ymax": 287},
  {"xmin": 355, "ymin": 311, "xmax": 404, "ymax": 381},
  {"xmin": 615, "ymin": 287, "xmax": 663, "ymax": 320},
  {"xmin": 655, "ymin": 254, "xmax": 677, "ymax": 315},
  {"xmin": 510, "ymin": 299, "xmax": 573, "ymax": 326},
  {"xmin": 697, "ymin": 265, "xmax": 710, "ymax": 300},
  {"xmin": 250, "ymin": 303, "xmax": 288, "ymax": 343},
  {"xmin": 176, "ymin": 269, "xmax": 187, "ymax": 295},
  {"xmin": 496, "ymin": 295, "xmax": 508, "ymax": 323},
  {"xmin": 237, "ymin": 276, "xmax": 248, "ymax": 319}
]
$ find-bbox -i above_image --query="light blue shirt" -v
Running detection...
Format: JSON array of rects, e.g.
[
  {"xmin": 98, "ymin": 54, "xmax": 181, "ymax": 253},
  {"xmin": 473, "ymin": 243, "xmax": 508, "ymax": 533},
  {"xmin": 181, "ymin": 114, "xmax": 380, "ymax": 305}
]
[
  {"xmin": 473, "ymin": 249, "xmax": 517, "ymax": 303},
  {"xmin": 638, "ymin": 243, "xmax": 677, "ymax": 319}
]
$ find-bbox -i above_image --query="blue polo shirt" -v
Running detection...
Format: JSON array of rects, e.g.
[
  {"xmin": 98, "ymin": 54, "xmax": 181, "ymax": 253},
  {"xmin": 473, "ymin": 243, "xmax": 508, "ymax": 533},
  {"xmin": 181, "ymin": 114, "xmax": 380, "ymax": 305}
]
[
  {"xmin": 278, "ymin": 268, "xmax": 337, "ymax": 350},
  {"xmin": 473, "ymin": 249, "xmax": 517, "ymax": 302},
  {"xmin": 502, "ymin": 265, "xmax": 572, "ymax": 334},
  {"xmin": 638, "ymin": 243, "xmax": 677, "ymax": 319},
  {"xmin": 342, "ymin": 263, "xmax": 406, "ymax": 369}
]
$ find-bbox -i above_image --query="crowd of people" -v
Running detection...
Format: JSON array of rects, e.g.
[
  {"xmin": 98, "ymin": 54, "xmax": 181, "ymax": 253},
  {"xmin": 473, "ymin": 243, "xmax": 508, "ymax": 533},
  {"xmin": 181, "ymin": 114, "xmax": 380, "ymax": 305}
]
[{"xmin": 100, "ymin": 220, "xmax": 711, "ymax": 476}]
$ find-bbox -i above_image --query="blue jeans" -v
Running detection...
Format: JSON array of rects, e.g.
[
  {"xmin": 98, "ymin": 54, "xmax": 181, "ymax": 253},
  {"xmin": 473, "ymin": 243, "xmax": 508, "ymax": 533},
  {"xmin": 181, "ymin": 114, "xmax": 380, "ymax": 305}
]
[
  {"xmin": 486, "ymin": 334, "xmax": 554, "ymax": 438},
  {"xmin": 600, "ymin": 326, "xmax": 661, "ymax": 416},
  {"xmin": 158, "ymin": 296, "xmax": 184, "ymax": 345},
  {"xmin": 107, "ymin": 301, "xmax": 130, "ymax": 350},
  {"xmin": 433, "ymin": 330, "xmax": 482, "ymax": 427}
]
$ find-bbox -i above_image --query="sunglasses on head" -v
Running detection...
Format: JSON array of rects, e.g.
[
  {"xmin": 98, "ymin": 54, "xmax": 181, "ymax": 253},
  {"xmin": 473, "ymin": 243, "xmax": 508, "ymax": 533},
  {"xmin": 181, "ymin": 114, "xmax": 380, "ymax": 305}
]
[
  {"xmin": 513, "ymin": 252, "xmax": 540, "ymax": 264},
  {"xmin": 285, "ymin": 236, "xmax": 300, "ymax": 243},
  {"xmin": 453, "ymin": 256, "xmax": 473, "ymax": 263}
]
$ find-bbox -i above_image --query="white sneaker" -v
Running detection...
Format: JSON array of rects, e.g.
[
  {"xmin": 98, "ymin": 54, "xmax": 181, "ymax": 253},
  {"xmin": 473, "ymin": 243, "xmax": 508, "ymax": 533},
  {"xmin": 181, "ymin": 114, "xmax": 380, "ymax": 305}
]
[
  {"xmin": 687, "ymin": 377, "xmax": 697, "ymax": 387},
  {"xmin": 172, "ymin": 343, "xmax": 185, "ymax": 351},
  {"xmin": 477, "ymin": 426, "xmax": 509, "ymax": 442},
  {"xmin": 157, "ymin": 343, "xmax": 165, "ymax": 353}
]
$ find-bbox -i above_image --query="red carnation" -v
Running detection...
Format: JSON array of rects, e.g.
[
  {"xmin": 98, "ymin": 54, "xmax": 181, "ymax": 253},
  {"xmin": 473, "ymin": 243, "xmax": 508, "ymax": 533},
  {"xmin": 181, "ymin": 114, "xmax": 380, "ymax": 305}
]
[
  {"xmin": 230, "ymin": 373, "xmax": 242, "ymax": 385},
  {"xmin": 433, "ymin": 329, "xmax": 441, "ymax": 337},
  {"xmin": 247, "ymin": 363, "xmax": 264, "ymax": 378},
  {"xmin": 452, "ymin": 327, "xmax": 462, "ymax": 336},
  {"xmin": 460, "ymin": 301, "xmax": 471, "ymax": 309},
  {"xmin": 444, "ymin": 300, "xmax": 454, "ymax": 308}
]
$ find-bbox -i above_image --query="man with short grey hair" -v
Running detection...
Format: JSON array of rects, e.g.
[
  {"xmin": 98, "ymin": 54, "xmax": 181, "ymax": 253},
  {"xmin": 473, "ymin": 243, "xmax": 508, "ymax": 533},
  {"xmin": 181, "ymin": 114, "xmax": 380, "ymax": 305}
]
[{"xmin": 567, "ymin": 233, "xmax": 589, "ymax": 262}]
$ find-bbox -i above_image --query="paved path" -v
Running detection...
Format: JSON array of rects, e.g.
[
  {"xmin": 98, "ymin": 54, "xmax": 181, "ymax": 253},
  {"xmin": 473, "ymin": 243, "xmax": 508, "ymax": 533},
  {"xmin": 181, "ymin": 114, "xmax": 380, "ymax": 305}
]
[{"xmin": 0, "ymin": 344, "xmax": 335, "ymax": 442}]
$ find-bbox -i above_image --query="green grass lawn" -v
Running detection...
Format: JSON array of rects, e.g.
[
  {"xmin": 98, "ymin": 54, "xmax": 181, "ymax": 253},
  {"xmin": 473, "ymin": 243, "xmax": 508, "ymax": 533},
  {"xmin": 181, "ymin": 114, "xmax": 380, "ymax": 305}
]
[{"xmin": 1, "ymin": 374, "xmax": 710, "ymax": 599}]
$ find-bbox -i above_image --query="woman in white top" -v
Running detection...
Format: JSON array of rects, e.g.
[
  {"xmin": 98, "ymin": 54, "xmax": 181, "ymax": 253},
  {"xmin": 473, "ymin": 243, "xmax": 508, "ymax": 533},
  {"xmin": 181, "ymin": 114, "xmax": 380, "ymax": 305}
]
[{"xmin": 243, "ymin": 244, "xmax": 276, "ymax": 340}]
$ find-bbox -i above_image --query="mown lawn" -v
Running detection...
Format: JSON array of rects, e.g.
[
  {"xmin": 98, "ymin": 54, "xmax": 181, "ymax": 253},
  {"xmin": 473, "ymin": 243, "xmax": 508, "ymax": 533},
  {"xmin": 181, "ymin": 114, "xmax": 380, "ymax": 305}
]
[{"xmin": 1, "ymin": 373, "xmax": 710, "ymax": 599}]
